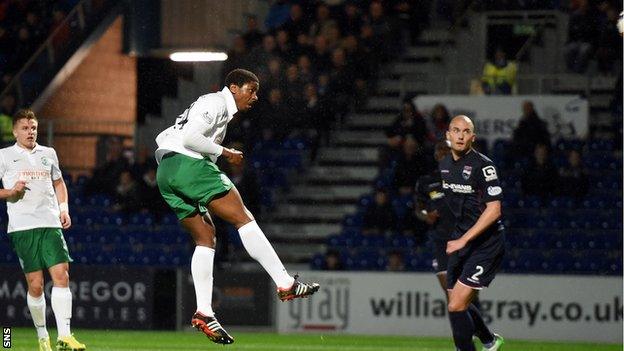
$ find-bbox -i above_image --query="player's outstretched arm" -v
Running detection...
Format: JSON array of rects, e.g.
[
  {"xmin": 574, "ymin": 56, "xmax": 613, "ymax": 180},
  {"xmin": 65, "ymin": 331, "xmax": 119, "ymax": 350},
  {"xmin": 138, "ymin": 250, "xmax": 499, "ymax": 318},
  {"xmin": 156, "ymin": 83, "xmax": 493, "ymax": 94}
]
[{"xmin": 53, "ymin": 178, "xmax": 71, "ymax": 229}]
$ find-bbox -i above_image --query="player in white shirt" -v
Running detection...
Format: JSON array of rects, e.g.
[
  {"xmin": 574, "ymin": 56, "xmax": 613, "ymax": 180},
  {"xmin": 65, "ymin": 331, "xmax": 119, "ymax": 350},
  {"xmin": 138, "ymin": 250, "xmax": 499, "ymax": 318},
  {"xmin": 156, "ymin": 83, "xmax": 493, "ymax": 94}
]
[
  {"xmin": 155, "ymin": 69, "xmax": 319, "ymax": 344},
  {"xmin": 0, "ymin": 109, "xmax": 86, "ymax": 351}
]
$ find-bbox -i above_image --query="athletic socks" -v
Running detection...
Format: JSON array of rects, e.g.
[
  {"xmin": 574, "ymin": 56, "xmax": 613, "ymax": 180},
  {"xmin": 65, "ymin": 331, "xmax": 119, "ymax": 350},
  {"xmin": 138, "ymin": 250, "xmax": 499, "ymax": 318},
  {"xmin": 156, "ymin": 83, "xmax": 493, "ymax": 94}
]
[
  {"xmin": 238, "ymin": 221, "xmax": 294, "ymax": 289},
  {"xmin": 449, "ymin": 311, "xmax": 476, "ymax": 351},
  {"xmin": 468, "ymin": 303, "xmax": 495, "ymax": 345},
  {"xmin": 27, "ymin": 293, "xmax": 48, "ymax": 339},
  {"xmin": 191, "ymin": 246, "xmax": 216, "ymax": 317},
  {"xmin": 51, "ymin": 287, "xmax": 72, "ymax": 338}
]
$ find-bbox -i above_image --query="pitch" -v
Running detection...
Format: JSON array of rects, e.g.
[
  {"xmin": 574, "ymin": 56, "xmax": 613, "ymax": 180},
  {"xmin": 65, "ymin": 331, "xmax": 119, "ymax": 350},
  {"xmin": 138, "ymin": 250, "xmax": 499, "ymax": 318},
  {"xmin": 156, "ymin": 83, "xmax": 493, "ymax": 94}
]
[{"xmin": 6, "ymin": 328, "xmax": 622, "ymax": 350}]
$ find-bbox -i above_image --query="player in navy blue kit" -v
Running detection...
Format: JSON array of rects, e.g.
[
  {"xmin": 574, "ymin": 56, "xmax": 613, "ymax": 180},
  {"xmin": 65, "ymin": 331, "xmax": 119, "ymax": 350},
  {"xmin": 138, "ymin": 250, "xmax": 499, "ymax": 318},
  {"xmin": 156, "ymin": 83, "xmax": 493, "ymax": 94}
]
[
  {"xmin": 416, "ymin": 141, "xmax": 455, "ymax": 291},
  {"xmin": 440, "ymin": 116, "xmax": 505, "ymax": 351}
]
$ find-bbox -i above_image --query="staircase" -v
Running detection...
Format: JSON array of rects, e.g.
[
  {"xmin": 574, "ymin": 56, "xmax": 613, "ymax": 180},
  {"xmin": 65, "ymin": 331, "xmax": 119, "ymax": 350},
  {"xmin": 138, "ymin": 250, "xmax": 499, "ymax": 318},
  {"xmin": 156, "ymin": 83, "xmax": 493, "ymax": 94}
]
[{"xmin": 266, "ymin": 28, "xmax": 456, "ymax": 263}]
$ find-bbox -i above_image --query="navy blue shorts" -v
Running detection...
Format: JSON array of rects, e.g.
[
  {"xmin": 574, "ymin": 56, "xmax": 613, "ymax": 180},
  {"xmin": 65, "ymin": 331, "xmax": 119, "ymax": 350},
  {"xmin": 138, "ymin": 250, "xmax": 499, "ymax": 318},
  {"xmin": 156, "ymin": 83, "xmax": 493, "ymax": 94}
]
[{"xmin": 447, "ymin": 230, "xmax": 505, "ymax": 290}]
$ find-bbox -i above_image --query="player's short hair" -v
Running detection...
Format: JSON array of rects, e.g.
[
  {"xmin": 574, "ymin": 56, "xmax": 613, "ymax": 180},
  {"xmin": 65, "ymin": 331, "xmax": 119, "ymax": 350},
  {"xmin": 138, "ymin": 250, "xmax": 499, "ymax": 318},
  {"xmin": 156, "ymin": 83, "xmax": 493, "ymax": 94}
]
[
  {"xmin": 225, "ymin": 69, "xmax": 259, "ymax": 87},
  {"xmin": 13, "ymin": 109, "xmax": 37, "ymax": 126}
]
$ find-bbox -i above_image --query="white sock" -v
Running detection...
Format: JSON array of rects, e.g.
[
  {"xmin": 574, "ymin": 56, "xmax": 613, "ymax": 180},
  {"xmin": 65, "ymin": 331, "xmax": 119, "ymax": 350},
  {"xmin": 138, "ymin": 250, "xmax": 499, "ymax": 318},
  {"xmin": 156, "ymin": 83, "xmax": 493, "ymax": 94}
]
[
  {"xmin": 238, "ymin": 221, "xmax": 294, "ymax": 289},
  {"xmin": 51, "ymin": 287, "xmax": 72, "ymax": 338},
  {"xmin": 191, "ymin": 246, "xmax": 215, "ymax": 317},
  {"xmin": 27, "ymin": 293, "xmax": 48, "ymax": 339}
]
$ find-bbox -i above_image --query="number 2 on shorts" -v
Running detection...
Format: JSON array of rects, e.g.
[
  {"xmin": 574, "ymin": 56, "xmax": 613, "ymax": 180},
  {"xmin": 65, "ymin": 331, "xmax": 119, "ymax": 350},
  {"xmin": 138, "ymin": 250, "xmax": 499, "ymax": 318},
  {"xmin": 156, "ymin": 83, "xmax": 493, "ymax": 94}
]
[{"xmin": 471, "ymin": 265, "xmax": 484, "ymax": 281}]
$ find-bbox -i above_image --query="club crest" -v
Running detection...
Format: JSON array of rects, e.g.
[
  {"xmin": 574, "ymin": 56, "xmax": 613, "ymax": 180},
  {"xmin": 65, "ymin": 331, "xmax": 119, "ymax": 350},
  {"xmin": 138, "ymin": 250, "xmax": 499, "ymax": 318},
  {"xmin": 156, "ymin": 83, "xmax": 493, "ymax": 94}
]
[{"xmin": 462, "ymin": 165, "xmax": 472, "ymax": 180}]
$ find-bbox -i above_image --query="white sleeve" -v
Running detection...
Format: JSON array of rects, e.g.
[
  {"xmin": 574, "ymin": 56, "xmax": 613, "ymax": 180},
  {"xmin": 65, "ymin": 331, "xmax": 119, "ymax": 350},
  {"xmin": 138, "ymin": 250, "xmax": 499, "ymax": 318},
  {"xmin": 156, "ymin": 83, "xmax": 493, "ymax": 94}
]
[
  {"xmin": 0, "ymin": 152, "xmax": 6, "ymax": 180},
  {"xmin": 180, "ymin": 99, "xmax": 224, "ymax": 156},
  {"xmin": 50, "ymin": 149, "xmax": 62, "ymax": 181}
]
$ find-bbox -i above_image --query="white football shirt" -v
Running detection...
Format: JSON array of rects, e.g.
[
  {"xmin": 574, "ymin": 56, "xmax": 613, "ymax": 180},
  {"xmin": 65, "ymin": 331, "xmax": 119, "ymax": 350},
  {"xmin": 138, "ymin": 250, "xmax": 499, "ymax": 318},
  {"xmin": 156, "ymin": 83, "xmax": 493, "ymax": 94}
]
[
  {"xmin": 155, "ymin": 86, "xmax": 238, "ymax": 163},
  {"xmin": 0, "ymin": 143, "xmax": 63, "ymax": 233}
]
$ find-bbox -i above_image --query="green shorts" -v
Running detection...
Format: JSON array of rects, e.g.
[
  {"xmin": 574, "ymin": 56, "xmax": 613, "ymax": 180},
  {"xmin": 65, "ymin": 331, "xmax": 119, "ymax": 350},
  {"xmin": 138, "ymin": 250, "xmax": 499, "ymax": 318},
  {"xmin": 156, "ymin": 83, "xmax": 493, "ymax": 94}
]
[
  {"xmin": 8, "ymin": 228, "xmax": 72, "ymax": 273},
  {"xmin": 157, "ymin": 152, "xmax": 233, "ymax": 219}
]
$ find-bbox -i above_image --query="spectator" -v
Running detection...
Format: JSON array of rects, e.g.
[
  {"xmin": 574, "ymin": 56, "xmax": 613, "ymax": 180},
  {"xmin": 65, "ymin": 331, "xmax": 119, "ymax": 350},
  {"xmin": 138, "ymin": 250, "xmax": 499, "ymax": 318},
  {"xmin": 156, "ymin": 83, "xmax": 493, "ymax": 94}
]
[
  {"xmin": 262, "ymin": 57, "xmax": 286, "ymax": 92},
  {"xmin": 386, "ymin": 251, "xmax": 405, "ymax": 271},
  {"xmin": 114, "ymin": 171, "xmax": 142, "ymax": 215},
  {"xmin": 281, "ymin": 4, "xmax": 310, "ymax": 41},
  {"xmin": 365, "ymin": 1, "xmax": 393, "ymax": 61},
  {"xmin": 296, "ymin": 54, "xmax": 315, "ymax": 84},
  {"xmin": 512, "ymin": 101, "xmax": 551, "ymax": 158},
  {"xmin": 322, "ymin": 250, "xmax": 344, "ymax": 271},
  {"xmin": 387, "ymin": 100, "xmax": 430, "ymax": 145},
  {"xmin": 139, "ymin": 167, "xmax": 168, "ymax": 217},
  {"xmin": 223, "ymin": 150, "xmax": 261, "ymax": 216},
  {"xmin": 393, "ymin": 136, "xmax": 430, "ymax": 195},
  {"xmin": 327, "ymin": 47, "xmax": 355, "ymax": 122},
  {"xmin": 521, "ymin": 144, "xmax": 559, "ymax": 201},
  {"xmin": 261, "ymin": 88, "xmax": 291, "ymax": 141},
  {"xmin": 275, "ymin": 29, "xmax": 295, "ymax": 62},
  {"xmin": 558, "ymin": 149, "xmax": 589, "ymax": 199},
  {"xmin": 25, "ymin": 11, "xmax": 45, "ymax": 45},
  {"xmin": 308, "ymin": 3, "xmax": 338, "ymax": 39},
  {"xmin": 362, "ymin": 188, "xmax": 397, "ymax": 235},
  {"xmin": 242, "ymin": 15, "xmax": 264, "ymax": 49},
  {"xmin": 251, "ymin": 35, "xmax": 278, "ymax": 70},
  {"xmin": 481, "ymin": 48, "xmax": 517, "ymax": 95},
  {"xmin": 284, "ymin": 64, "xmax": 304, "ymax": 108},
  {"xmin": 564, "ymin": 0, "xmax": 599, "ymax": 73},
  {"xmin": 339, "ymin": 2, "xmax": 362, "ymax": 36},
  {"xmin": 86, "ymin": 137, "xmax": 129, "ymax": 196},
  {"xmin": 595, "ymin": 3, "xmax": 622, "ymax": 74},
  {"xmin": 379, "ymin": 132, "xmax": 403, "ymax": 171},
  {"xmin": 311, "ymin": 35, "xmax": 332, "ymax": 73},
  {"xmin": 50, "ymin": 8, "xmax": 70, "ymax": 51},
  {"xmin": 265, "ymin": 0, "xmax": 291, "ymax": 32},
  {"xmin": 428, "ymin": 103, "xmax": 451, "ymax": 141},
  {"xmin": 222, "ymin": 36, "xmax": 252, "ymax": 78}
]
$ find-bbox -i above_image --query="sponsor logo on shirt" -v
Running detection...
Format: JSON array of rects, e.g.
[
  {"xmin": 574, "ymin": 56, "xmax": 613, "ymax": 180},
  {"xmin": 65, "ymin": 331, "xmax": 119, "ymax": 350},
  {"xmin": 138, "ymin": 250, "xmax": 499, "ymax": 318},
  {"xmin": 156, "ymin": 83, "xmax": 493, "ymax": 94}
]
[
  {"xmin": 487, "ymin": 186, "xmax": 502, "ymax": 196},
  {"xmin": 18, "ymin": 170, "xmax": 51, "ymax": 181},
  {"xmin": 440, "ymin": 169, "xmax": 450, "ymax": 173},
  {"xmin": 462, "ymin": 165, "xmax": 472, "ymax": 180},
  {"xmin": 442, "ymin": 181, "xmax": 473, "ymax": 193},
  {"xmin": 482, "ymin": 165, "xmax": 498, "ymax": 182}
]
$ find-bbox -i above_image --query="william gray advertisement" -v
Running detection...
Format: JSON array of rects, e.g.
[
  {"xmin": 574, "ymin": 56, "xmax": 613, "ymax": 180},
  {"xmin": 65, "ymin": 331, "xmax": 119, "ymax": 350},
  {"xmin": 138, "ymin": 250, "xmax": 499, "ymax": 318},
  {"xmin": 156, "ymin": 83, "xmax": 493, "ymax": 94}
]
[
  {"xmin": 276, "ymin": 272, "xmax": 622, "ymax": 343},
  {"xmin": 0, "ymin": 266, "xmax": 154, "ymax": 329},
  {"xmin": 414, "ymin": 95, "xmax": 588, "ymax": 145}
]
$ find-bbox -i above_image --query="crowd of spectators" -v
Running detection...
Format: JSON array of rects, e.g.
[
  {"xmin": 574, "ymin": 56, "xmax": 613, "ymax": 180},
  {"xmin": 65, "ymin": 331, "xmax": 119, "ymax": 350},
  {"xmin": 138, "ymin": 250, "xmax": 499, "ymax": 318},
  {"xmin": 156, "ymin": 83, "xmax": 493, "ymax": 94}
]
[
  {"xmin": 564, "ymin": 0, "xmax": 622, "ymax": 74},
  {"xmin": 0, "ymin": 0, "xmax": 77, "ymax": 92},
  {"xmin": 222, "ymin": 1, "xmax": 432, "ymax": 158}
]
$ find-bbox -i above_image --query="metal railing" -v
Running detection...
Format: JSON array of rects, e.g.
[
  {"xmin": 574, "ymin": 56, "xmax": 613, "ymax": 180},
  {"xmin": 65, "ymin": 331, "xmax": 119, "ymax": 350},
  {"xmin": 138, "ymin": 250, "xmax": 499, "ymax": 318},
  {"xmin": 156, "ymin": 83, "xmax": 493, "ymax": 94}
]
[{"xmin": 0, "ymin": 0, "xmax": 116, "ymax": 107}]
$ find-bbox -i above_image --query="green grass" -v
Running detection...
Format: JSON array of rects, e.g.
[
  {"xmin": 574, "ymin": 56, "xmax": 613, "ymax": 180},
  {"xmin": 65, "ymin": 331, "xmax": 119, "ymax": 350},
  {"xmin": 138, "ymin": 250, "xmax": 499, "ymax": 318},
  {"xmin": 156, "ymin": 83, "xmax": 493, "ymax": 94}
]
[{"xmin": 5, "ymin": 327, "xmax": 622, "ymax": 351}]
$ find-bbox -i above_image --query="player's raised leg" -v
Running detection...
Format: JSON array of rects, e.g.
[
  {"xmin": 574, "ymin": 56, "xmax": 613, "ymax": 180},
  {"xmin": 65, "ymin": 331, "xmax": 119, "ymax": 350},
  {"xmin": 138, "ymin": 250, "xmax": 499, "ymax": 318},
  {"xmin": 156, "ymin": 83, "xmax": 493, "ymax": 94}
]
[
  {"xmin": 207, "ymin": 187, "xmax": 320, "ymax": 300},
  {"xmin": 180, "ymin": 213, "xmax": 234, "ymax": 344}
]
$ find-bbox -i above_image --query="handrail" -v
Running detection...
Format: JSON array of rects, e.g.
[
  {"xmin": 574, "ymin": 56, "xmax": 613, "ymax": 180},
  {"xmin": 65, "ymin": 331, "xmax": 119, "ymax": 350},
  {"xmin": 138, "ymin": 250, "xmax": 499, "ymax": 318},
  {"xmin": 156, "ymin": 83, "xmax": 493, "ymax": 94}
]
[{"xmin": 0, "ymin": 0, "xmax": 108, "ymax": 104}]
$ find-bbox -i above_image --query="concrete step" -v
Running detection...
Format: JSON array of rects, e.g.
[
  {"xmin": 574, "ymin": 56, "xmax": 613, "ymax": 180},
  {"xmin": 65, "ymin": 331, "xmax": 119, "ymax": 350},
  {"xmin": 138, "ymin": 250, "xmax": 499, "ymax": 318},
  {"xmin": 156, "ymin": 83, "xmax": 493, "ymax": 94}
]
[
  {"xmin": 274, "ymin": 204, "xmax": 357, "ymax": 219},
  {"xmin": 274, "ymin": 242, "xmax": 325, "ymax": 262},
  {"xmin": 263, "ymin": 223, "xmax": 342, "ymax": 240},
  {"xmin": 317, "ymin": 147, "xmax": 379, "ymax": 163},
  {"xmin": 332, "ymin": 130, "xmax": 387, "ymax": 146},
  {"xmin": 287, "ymin": 184, "xmax": 370, "ymax": 202},
  {"xmin": 589, "ymin": 94, "xmax": 612, "ymax": 109},
  {"xmin": 307, "ymin": 165, "xmax": 378, "ymax": 183},
  {"xmin": 419, "ymin": 28, "xmax": 454, "ymax": 44},
  {"xmin": 404, "ymin": 46, "xmax": 444, "ymax": 58},
  {"xmin": 348, "ymin": 112, "xmax": 396, "ymax": 128},
  {"xmin": 389, "ymin": 62, "xmax": 445, "ymax": 75},
  {"xmin": 377, "ymin": 79, "xmax": 430, "ymax": 95}
]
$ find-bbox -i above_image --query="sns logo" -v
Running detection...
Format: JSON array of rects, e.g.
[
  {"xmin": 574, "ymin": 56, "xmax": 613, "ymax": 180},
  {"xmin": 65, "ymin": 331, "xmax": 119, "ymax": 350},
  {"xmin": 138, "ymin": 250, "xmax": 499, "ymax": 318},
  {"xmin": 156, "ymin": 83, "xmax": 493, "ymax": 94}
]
[
  {"xmin": 3, "ymin": 327, "xmax": 11, "ymax": 348},
  {"xmin": 482, "ymin": 166, "xmax": 498, "ymax": 182}
]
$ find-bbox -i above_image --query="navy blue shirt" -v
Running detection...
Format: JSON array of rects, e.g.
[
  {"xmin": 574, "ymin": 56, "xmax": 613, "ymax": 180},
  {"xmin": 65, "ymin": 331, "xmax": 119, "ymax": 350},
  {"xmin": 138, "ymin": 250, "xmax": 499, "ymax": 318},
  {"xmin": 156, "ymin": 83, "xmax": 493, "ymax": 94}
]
[
  {"xmin": 415, "ymin": 170, "xmax": 455, "ymax": 241},
  {"xmin": 438, "ymin": 149, "xmax": 504, "ymax": 242}
]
